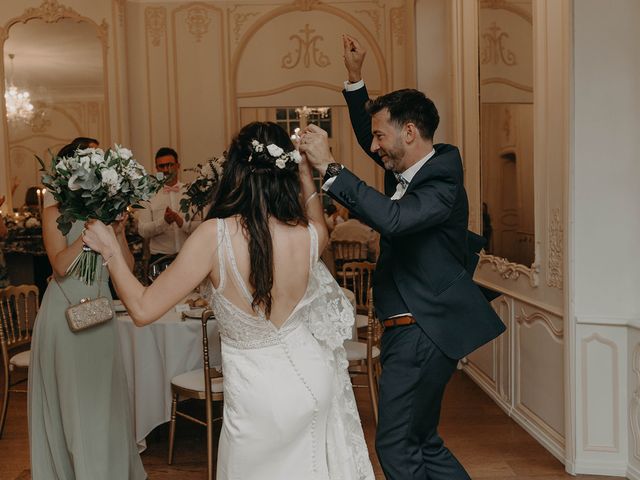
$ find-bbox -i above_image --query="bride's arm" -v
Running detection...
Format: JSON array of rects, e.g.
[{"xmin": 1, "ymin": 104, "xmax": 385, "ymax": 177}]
[
  {"xmin": 299, "ymin": 153, "xmax": 329, "ymax": 252},
  {"xmin": 83, "ymin": 219, "xmax": 219, "ymax": 326}
]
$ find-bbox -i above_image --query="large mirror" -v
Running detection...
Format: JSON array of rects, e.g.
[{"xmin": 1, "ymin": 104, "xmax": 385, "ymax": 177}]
[
  {"xmin": 479, "ymin": 0, "xmax": 534, "ymax": 267},
  {"xmin": 4, "ymin": 16, "xmax": 106, "ymax": 210}
]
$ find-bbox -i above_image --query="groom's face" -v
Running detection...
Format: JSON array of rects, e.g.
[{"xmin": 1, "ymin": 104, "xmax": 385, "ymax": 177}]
[{"xmin": 370, "ymin": 109, "xmax": 406, "ymax": 173}]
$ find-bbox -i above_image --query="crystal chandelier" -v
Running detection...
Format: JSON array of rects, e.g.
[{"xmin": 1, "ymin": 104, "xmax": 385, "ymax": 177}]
[
  {"xmin": 295, "ymin": 106, "xmax": 330, "ymax": 119},
  {"xmin": 4, "ymin": 53, "xmax": 34, "ymax": 124}
]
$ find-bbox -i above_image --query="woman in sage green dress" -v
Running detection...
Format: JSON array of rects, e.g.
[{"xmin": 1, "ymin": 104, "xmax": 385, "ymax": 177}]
[{"xmin": 28, "ymin": 190, "xmax": 145, "ymax": 479}]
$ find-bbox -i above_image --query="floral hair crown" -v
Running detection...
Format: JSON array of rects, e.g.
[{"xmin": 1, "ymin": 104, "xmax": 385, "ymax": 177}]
[{"xmin": 248, "ymin": 139, "xmax": 302, "ymax": 169}]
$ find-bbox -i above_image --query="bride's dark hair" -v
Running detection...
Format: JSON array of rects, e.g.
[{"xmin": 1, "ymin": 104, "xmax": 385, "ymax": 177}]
[{"xmin": 206, "ymin": 121, "xmax": 307, "ymax": 318}]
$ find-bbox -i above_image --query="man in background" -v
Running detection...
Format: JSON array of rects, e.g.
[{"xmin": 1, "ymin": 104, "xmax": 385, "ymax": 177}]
[{"xmin": 137, "ymin": 147, "xmax": 193, "ymax": 264}]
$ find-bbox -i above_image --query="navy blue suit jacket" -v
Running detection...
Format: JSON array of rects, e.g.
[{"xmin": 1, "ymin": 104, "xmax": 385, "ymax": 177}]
[{"xmin": 325, "ymin": 86, "xmax": 505, "ymax": 359}]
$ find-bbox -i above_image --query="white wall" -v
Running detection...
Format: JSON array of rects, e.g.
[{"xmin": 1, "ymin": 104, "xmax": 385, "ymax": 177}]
[{"xmin": 572, "ymin": 0, "xmax": 640, "ymax": 475}]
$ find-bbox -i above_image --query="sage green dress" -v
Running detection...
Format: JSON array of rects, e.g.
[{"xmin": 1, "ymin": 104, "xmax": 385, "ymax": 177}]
[{"xmin": 28, "ymin": 220, "xmax": 146, "ymax": 480}]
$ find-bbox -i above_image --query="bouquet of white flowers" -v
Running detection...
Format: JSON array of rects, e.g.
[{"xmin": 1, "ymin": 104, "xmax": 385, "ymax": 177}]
[
  {"xmin": 179, "ymin": 155, "xmax": 225, "ymax": 221},
  {"xmin": 38, "ymin": 145, "xmax": 164, "ymax": 284}
]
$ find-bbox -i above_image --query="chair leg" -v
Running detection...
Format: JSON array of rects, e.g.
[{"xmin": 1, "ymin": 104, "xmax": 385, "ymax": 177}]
[
  {"xmin": 367, "ymin": 362, "xmax": 378, "ymax": 425},
  {"xmin": 0, "ymin": 372, "xmax": 9, "ymax": 439},
  {"xmin": 167, "ymin": 393, "xmax": 178, "ymax": 465},
  {"xmin": 206, "ymin": 400, "xmax": 213, "ymax": 480}
]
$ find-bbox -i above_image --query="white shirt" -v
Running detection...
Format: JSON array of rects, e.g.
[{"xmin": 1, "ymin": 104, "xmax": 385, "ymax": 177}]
[
  {"xmin": 391, "ymin": 149, "xmax": 436, "ymax": 200},
  {"xmin": 136, "ymin": 182, "xmax": 197, "ymax": 255}
]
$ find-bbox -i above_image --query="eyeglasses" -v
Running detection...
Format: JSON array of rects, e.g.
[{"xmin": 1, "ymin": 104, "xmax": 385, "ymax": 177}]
[{"xmin": 156, "ymin": 161, "xmax": 177, "ymax": 169}]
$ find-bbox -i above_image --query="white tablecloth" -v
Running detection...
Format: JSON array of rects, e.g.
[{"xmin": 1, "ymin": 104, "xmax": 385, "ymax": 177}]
[{"xmin": 116, "ymin": 308, "xmax": 220, "ymax": 448}]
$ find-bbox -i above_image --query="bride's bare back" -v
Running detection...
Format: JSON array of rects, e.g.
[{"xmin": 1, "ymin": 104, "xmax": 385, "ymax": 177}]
[{"xmin": 212, "ymin": 215, "xmax": 316, "ymax": 328}]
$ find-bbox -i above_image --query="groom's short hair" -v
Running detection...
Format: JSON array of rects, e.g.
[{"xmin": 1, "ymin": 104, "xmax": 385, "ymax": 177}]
[{"xmin": 365, "ymin": 89, "xmax": 439, "ymax": 141}]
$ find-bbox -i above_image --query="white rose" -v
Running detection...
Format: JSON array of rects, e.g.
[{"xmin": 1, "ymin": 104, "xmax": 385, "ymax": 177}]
[
  {"xmin": 90, "ymin": 152, "xmax": 104, "ymax": 165},
  {"xmin": 55, "ymin": 159, "xmax": 67, "ymax": 171},
  {"xmin": 267, "ymin": 144, "xmax": 284, "ymax": 157},
  {"xmin": 101, "ymin": 167, "xmax": 121, "ymax": 196},
  {"xmin": 291, "ymin": 150, "xmax": 302, "ymax": 164},
  {"xmin": 76, "ymin": 147, "xmax": 96, "ymax": 156},
  {"xmin": 116, "ymin": 145, "xmax": 133, "ymax": 160},
  {"xmin": 275, "ymin": 158, "xmax": 286, "ymax": 169}
]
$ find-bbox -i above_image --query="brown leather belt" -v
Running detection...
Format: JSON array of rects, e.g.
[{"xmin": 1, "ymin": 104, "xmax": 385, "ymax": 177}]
[{"xmin": 382, "ymin": 315, "xmax": 416, "ymax": 328}]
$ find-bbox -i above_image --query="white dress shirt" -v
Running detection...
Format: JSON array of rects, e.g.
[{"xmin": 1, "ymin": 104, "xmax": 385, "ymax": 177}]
[{"xmin": 136, "ymin": 182, "xmax": 196, "ymax": 255}]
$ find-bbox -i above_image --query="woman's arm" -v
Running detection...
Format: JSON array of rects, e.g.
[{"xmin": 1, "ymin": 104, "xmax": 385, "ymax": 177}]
[
  {"xmin": 83, "ymin": 219, "xmax": 219, "ymax": 326},
  {"xmin": 111, "ymin": 215, "xmax": 135, "ymax": 271},
  {"xmin": 42, "ymin": 205, "xmax": 86, "ymax": 277},
  {"xmin": 298, "ymin": 153, "xmax": 329, "ymax": 252}
]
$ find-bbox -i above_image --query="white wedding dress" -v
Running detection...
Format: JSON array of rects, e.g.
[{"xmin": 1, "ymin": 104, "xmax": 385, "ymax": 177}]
[{"xmin": 201, "ymin": 218, "xmax": 374, "ymax": 480}]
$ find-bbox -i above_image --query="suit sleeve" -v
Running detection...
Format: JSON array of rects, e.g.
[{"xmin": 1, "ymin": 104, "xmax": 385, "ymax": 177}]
[
  {"xmin": 327, "ymin": 167, "xmax": 458, "ymax": 237},
  {"xmin": 342, "ymin": 86, "xmax": 385, "ymax": 169}
]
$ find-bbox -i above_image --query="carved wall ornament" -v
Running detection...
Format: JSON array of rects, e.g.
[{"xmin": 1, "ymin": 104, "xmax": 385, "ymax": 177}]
[
  {"xmin": 547, "ymin": 208, "xmax": 563, "ymax": 289},
  {"xmin": 481, "ymin": 22, "xmax": 517, "ymax": 66},
  {"xmin": 480, "ymin": 0, "xmax": 533, "ymax": 24},
  {"xmin": 390, "ymin": 7, "xmax": 405, "ymax": 46},
  {"xmin": 355, "ymin": 9, "xmax": 381, "ymax": 39},
  {"xmin": 515, "ymin": 307, "xmax": 563, "ymax": 339},
  {"xmin": 281, "ymin": 24, "xmax": 330, "ymax": 69},
  {"xmin": 145, "ymin": 7, "xmax": 166, "ymax": 47},
  {"xmin": 24, "ymin": 0, "xmax": 76, "ymax": 23},
  {"xmin": 631, "ymin": 345, "xmax": 640, "ymax": 460},
  {"xmin": 293, "ymin": 0, "xmax": 321, "ymax": 12},
  {"xmin": 232, "ymin": 11, "xmax": 258, "ymax": 43},
  {"xmin": 30, "ymin": 111, "xmax": 51, "ymax": 134},
  {"xmin": 186, "ymin": 7, "xmax": 211, "ymax": 42},
  {"xmin": 478, "ymin": 251, "xmax": 540, "ymax": 287}
]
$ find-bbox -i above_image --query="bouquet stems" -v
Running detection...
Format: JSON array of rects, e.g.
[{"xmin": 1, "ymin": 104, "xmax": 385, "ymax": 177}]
[{"xmin": 66, "ymin": 245, "xmax": 100, "ymax": 285}]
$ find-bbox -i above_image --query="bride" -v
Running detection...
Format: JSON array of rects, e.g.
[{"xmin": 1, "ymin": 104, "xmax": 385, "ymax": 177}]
[{"xmin": 83, "ymin": 121, "xmax": 375, "ymax": 480}]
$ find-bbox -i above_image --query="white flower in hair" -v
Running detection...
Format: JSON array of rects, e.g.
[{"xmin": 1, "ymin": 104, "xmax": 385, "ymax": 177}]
[
  {"xmin": 291, "ymin": 150, "xmax": 302, "ymax": 164},
  {"xmin": 251, "ymin": 140, "xmax": 264, "ymax": 152},
  {"xmin": 267, "ymin": 144, "xmax": 284, "ymax": 157},
  {"xmin": 275, "ymin": 158, "xmax": 287, "ymax": 169}
]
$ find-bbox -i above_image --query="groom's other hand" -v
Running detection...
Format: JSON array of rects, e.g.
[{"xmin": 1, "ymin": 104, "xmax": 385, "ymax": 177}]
[
  {"xmin": 342, "ymin": 34, "xmax": 366, "ymax": 83},
  {"xmin": 299, "ymin": 124, "xmax": 334, "ymax": 176}
]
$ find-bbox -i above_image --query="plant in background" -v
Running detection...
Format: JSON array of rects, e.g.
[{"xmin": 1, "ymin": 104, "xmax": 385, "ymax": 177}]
[
  {"xmin": 38, "ymin": 145, "xmax": 164, "ymax": 284},
  {"xmin": 180, "ymin": 155, "xmax": 225, "ymax": 221}
]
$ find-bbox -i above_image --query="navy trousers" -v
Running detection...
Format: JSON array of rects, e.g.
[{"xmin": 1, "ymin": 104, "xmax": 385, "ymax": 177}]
[{"xmin": 375, "ymin": 324, "xmax": 471, "ymax": 480}]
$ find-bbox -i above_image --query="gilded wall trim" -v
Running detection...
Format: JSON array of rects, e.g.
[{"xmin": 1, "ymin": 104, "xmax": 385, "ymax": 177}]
[
  {"xmin": 145, "ymin": 6, "xmax": 166, "ymax": 47},
  {"xmin": 547, "ymin": 207, "xmax": 563, "ymax": 289},
  {"xmin": 281, "ymin": 24, "xmax": 330, "ymax": 69},
  {"xmin": 480, "ymin": 0, "xmax": 533, "ymax": 24},
  {"xmin": 478, "ymin": 251, "xmax": 540, "ymax": 287},
  {"xmin": 480, "ymin": 77, "xmax": 533, "ymax": 92}
]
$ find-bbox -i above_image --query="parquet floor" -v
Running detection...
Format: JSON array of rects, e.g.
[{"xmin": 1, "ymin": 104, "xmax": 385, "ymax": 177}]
[{"xmin": 0, "ymin": 371, "xmax": 621, "ymax": 479}]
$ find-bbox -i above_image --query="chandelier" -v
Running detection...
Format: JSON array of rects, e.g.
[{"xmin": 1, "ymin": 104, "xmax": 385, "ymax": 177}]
[
  {"xmin": 295, "ymin": 106, "xmax": 330, "ymax": 119},
  {"xmin": 5, "ymin": 53, "xmax": 34, "ymax": 124}
]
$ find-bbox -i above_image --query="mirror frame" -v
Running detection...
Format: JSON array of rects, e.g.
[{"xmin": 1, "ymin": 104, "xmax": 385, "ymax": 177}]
[
  {"xmin": 452, "ymin": 0, "xmax": 540, "ymax": 289},
  {"xmin": 0, "ymin": 0, "xmax": 111, "ymax": 212}
]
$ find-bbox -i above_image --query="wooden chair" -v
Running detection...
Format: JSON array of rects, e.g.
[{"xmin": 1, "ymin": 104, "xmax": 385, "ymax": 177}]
[
  {"xmin": 344, "ymin": 291, "xmax": 382, "ymax": 424},
  {"xmin": 0, "ymin": 284, "xmax": 39, "ymax": 438},
  {"xmin": 331, "ymin": 240, "xmax": 368, "ymax": 278},
  {"xmin": 167, "ymin": 309, "xmax": 223, "ymax": 480},
  {"xmin": 341, "ymin": 261, "xmax": 375, "ymax": 334}
]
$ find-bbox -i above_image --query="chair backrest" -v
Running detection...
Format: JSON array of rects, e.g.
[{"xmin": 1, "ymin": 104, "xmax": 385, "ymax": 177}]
[
  {"xmin": 200, "ymin": 309, "xmax": 223, "ymax": 403},
  {"xmin": 148, "ymin": 254, "xmax": 177, "ymax": 283},
  {"xmin": 341, "ymin": 261, "xmax": 375, "ymax": 314},
  {"xmin": 0, "ymin": 284, "xmax": 39, "ymax": 350},
  {"xmin": 331, "ymin": 240, "xmax": 368, "ymax": 264}
]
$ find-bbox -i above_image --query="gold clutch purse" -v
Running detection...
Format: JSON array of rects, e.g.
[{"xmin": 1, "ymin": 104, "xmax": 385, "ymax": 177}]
[
  {"xmin": 65, "ymin": 296, "xmax": 114, "ymax": 333},
  {"xmin": 54, "ymin": 275, "xmax": 114, "ymax": 333}
]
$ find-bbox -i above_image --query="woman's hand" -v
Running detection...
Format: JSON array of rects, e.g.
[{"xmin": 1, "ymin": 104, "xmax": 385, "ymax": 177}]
[
  {"xmin": 82, "ymin": 219, "xmax": 120, "ymax": 260},
  {"xmin": 111, "ymin": 212, "xmax": 129, "ymax": 237}
]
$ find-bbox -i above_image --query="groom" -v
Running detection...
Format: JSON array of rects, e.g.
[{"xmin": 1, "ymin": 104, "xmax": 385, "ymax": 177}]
[{"xmin": 300, "ymin": 35, "xmax": 505, "ymax": 480}]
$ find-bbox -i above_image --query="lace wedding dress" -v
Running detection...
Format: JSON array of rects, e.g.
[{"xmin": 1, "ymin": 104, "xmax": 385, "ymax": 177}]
[{"xmin": 201, "ymin": 218, "xmax": 374, "ymax": 480}]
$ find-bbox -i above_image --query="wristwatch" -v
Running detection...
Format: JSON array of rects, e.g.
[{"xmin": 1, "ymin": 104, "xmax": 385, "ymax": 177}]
[{"xmin": 323, "ymin": 162, "xmax": 343, "ymax": 183}]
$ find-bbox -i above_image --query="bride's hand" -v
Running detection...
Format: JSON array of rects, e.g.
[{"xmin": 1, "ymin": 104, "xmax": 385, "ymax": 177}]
[{"xmin": 82, "ymin": 219, "xmax": 119, "ymax": 259}]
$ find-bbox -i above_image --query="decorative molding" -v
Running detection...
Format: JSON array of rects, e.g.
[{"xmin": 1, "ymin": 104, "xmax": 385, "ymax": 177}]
[
  {"xmin": 23, "ymin": 0, "xmax": 76, "ymax": 23},
  {"xmin": 480, "ymin": 0, "xmax": 533, "ymax": 24},
  {"xmin": 281, "ymin": 24, "xmax": 330, "ymax": 69},
  {"xmin": 355, "ymin": 9, "xmax": 381, "ymax": 39},
  {"xmin": 481, "ymin": 22, "xmax": 516, "ymax": 66},
  {"xmin": 232, "ymin": 11, "xmax": 258, "ymax": 43},
  {"xmin": 515, "ymin": 306, "xmax": 563, "ymax": 339},
  {"xmin": 237, "ymin": 80, "xmax": 349, "ymax": 99},
  {"xmin": 547, "ymin": 208, "xmax": 563, "ymax": 289},
  {"xmin": 185, "ymin": 6, "xmax": 211, "ymax": 42},
  {"xmin": 293, "ymin": 0, "xmax": 321, "ymax": 12},
  {"xmin": 390, "ymin": 7, "xmax": 405, "ymax": 45},
  {"xmin": 581, "ymin": 333, "xmax": 620, "ymax": 453},
  {"xmin": 480, "ymin": 77, "xmax": 533, "ymax": 92},
  {"xmin": 145, "ymin": 7, "xmax": 166, "ymax": 47},
  {"xmin": 478, "ymin": 251, "xmax": 540, "ymax": 287},
  {"xmin": 631, "ymin": 345, "xmax": 640, "ymax": 460}
]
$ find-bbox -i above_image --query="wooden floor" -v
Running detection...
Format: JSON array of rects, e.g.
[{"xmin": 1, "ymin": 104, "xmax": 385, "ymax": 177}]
[{"xmin": 0, "ymin": 370, "xmax": 621, "ymax": 480}]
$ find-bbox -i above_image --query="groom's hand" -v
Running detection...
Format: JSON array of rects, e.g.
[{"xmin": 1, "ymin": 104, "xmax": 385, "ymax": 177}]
[
  {"xmin": 299, "ymin": 124, "xmax": 334, "ymax": 176},
  {"xmin": 343, "ymin": 34, "xmax": 366, "ymax": 83}
]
